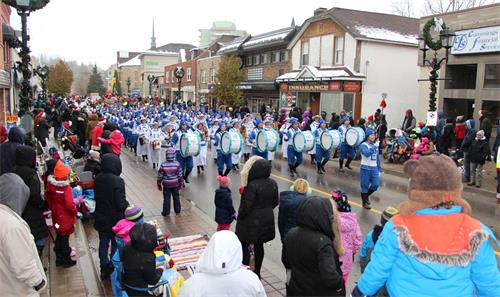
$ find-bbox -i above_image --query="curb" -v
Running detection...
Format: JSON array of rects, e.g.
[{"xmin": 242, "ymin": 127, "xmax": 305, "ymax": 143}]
[{"xmin": 75, "ymin": 220, "xmax": 106, "ymax": 297}]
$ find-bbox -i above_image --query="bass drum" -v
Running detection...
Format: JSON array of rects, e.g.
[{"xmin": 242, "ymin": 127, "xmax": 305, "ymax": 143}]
[
  {"xmin": 180, "ymin": 132, "xmax": 201, "ymax": 157},
  {"xmin": 221, "ymin": 131, "xmax": 244, "ymax": 155},
  {"xmin": 345, "ymin": 127, "xmax": 365, "ymax": 147},
  {"xmin": 319, "ymin": 130, "xmax": 333, "ymax": 150},
  {"xmin": 292, "ymin": 131, "xmax": 315, "ymax": 153},
  {"xmin": 256, "ymin": 129, "xmax": 279, "ymax": 153},
  {"xmin": 330, "ymin": 130, "xmax": 342, "ymax": 149}
]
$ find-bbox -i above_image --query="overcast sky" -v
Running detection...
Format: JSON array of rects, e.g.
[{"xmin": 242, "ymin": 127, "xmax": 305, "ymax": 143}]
[{"xmin": 9, "ymin": 0, "xmax": 428, "ymax": 69}]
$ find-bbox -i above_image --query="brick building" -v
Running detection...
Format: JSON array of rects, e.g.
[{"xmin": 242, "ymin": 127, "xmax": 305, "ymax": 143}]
[
  {"xmin": 0, "ymin": 3, "xmax": 12, "ymax": 124},
  {"xmin": 164, "ymin": 59, "xmax": 197, "ymax": 104},
  {"xmin": 219, "ymin": 26, "xmax": 297, "ymax": 113}
]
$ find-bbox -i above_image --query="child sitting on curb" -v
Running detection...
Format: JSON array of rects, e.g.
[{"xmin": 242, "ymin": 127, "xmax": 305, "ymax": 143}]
[
  {"xmin": 112, "ymin": 205, "xmax": 145, "ymax": 246},
  {"xmin": 214, "ymin": 175, "xmax": 236, "ymax": 231}
]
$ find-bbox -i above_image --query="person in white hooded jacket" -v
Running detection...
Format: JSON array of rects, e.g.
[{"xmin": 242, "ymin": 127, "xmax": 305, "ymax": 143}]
[
  {"xmin": 0, "ymin": 173, "xmax": 47, "ymax": 297},
  {"xmin": 179, "ymin": 230, "xmax": 266, "ymax": 297}
]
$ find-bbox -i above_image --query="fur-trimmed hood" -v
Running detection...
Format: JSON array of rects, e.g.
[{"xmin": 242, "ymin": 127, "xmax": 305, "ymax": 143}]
[
  {"xmin": 47, "ymin": 175, "xmax": 71, "ymax": 187},
  {"xmin": 240, "ymin": 155, "xmax": 263, "ymax": 187}
]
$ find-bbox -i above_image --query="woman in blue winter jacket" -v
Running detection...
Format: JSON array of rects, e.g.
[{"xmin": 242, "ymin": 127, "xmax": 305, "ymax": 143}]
[
  {"xmin": 352, "ymin": 154, "xmax": 500, "ymax": 297},
  {"xmin": 278, "ymin": 178, "xmax": 311, "ymax": 242}
]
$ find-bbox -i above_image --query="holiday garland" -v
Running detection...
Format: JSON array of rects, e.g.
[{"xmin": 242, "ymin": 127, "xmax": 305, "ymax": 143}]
[{"xmin": 422, "ymin": 18, "xmax": 448, "ymax": 51}]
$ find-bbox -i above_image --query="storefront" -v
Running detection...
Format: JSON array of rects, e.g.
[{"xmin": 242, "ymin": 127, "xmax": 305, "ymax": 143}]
[
  {"xmin": 276, "ymin": 66, "xmax": 365, "ymax": 120},
  {"xmin": 239, "ymin": 81, "xmax": 279, "ymax": 113}
]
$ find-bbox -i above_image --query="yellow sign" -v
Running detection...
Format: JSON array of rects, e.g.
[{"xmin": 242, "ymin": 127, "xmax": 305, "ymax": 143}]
[{"xmin": 6, "ymin": 115, "xmax": 18, "ymax": 122}]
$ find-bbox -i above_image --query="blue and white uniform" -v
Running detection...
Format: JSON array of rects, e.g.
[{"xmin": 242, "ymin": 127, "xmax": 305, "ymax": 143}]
[
  {"xmin": 360, "ymin": 139, "xmax": 381, "ymax": 194},
  {"xmin": 314, "ymin": 124, "xmax": 331, "ymax": 167},
  {"xmin": 172, "ymin": 126, "xmax": 194, "ymax": 179},
  {"xmin": 248, "ymin": 120, "xmax": 268, "ymax": 160},
  {"xmin": 214, "ymin": 128, "xmax": 232, "ymax": 175},
  {"xmin": 147, "ymin": 127, "xmax": 164, "ymax": 166},
  {"xmin": 285, "ymin": 125, "xmax": 303, "ymax": 168},
  {"xmin": 339, "ymin": 122, "xmax": 355, "ymax": 161}
]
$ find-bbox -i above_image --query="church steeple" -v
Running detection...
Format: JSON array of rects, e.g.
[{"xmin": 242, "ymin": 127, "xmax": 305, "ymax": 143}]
[
  {"xmin": 150, "ymin": 19, "xmax": 157, "ymax": 50},
  {"xmin": 291, "ymin": 17, "xmax": 295, "ymax": 27}
]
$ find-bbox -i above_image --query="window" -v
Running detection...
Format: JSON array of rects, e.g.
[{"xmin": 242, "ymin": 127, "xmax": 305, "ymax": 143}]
[
  {"xmin": 260, "ymin": 54, "xmax": 267, "ymax": 64},
  {"xmin": 187, "ymin": 67, "xmax": 192, "ymax": 81},
  {"xmin": 302, "ymin": 41, "xmax": 309, "ymax": 66},
  {"xmin": 210, "ymin": 68, "xmax": 216, "ymax": 83},
  {"xmin": 251, "ymin": 55, "xmax": 257, "ymax": 65},
  {"xmin": 248, "ymin": 67, "xmax": 263, "ymax": 80},
  {"xmin": 165, "ymin": 71, "xmax": 170, "ymax": 83},
  {"xmin": 201, "ymin": 70, "xmax": 206, "ymax": 84},
  {"xmin": 246, "ymin": 56, "xmax": 252, "ymax": 66},
  {"xmin": 172, "ymin": 70, "xmax": 175, "ymax": 82},
  {"xmin": 280, "ymin": 51, "xmax": 288, "ymax": 62},
  {"xmin": 484, "ymin": 64, "xmax": 500, "ymax": 88},
  {"xmin": 334, "ymin": 36, "xmax": 344, "ymax": 64},
  {"xmin": 270, "ymin": 52, "xmax": 278, "ymax": 63},
  {"xmin": 445, "ymin": 64, "xmax": 477, "ymax": 89}
]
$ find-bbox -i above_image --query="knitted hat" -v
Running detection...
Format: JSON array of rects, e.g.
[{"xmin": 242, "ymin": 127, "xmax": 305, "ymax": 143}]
[
  {"xmin": 54, "ymin": 160, "xmax": 70, "ymax": 179},
  {"xmin": 341, "ymin": 115, "xmax": 350, "ymax": 124},
  {"xmin": 331, "ymin": 189, "xmax": 351, "ymax": 212},
  {"xmin": 125, "ymin": 205, "xmax": 143, "ymax": 221},
  {"xmin": 399, "ymin": 154, "xmax": 471, "ymax": 216},
  {"xmin": 216, "ymin": 175, "xmax": 230, "ymax": 187},
  {"xmin": 291, "ymin": 178, "xmax": 310, "ymax": 195},
  {"xmin": 381, "ymin": 206, "xmax": 399, "ymax": 225}
]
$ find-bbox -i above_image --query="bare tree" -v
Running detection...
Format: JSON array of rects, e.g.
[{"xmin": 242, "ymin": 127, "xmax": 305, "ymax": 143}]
[
  {"xmin": 422, "ymin": 0, "xmax": 493, "ymax": 15},
  {"xmin": 391, "ymin": 0, "xmax": 417, "ymax": 17}
]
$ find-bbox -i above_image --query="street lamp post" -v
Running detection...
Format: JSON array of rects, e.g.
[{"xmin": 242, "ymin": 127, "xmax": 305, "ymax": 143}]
[
  {"xmin": 126, "ymin": 77, "xmax": 131, "ymax": 96},
  {"xmin": 34, "ymin": 64, "xmax": 49, "ymax": 104},
  {"xmin": 417, "ymin": 18, "xmax": 455, "ymax": 112},
  {"xmin": 147, "ymin": 74, "xmax": 156, "ymax": 98},
  {"xmin": 4, "ymin": 0, "xmax": 50, "ymax": 112},
  {"xmin": 174, "ymin": 66, "xmax": 184, "ymax": 105}
]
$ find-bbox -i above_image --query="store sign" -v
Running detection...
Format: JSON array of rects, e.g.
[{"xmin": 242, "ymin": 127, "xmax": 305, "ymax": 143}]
[
  {"xmin": 329, "ymin": 81, "xmax": 341, "ymax": 90},
  {"xmin": 239, "ymin": 85, "xmax": 252, "ymax": 90},
  {"xmin": 279, "ymin": 83, "xmax": 289, "ymax": 91},
  {"xmin": 6, "ymin": 115, "xmax": 18, "ymax": 131},
  {"xmin": 289, "ymin": 84, "xmax": 330, "ymax": 91},
  {"xmin": 343, "ymin": 81, "xmax": 361, "ymax": 92},
  {"xmin": 452, "ymin": 26, "xmax": 500, "ymax": 55}
]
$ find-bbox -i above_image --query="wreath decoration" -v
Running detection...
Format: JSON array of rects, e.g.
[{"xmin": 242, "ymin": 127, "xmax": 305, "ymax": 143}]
[{"xmin": 422, "ymin": 18, "xmax": 448, "ymax": 51}]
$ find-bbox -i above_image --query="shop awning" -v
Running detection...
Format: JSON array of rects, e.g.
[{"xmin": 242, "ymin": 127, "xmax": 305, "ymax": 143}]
[
  {"xmin": 239, "ymin": 81, "xmax": 277, "ymax": 91},
  {"xmin": 0, "ymin": 69, "xmax": 11, "ymax": 88},
  {"xmin": 276, "ymin": 65, "xmax": 365, "ymax": 83},
  {"xmin": 2, "ymin": 23, "xmax": 19, "ymax": 45}
]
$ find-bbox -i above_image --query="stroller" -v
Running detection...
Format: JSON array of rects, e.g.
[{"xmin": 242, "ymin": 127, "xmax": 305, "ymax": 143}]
[
  {"xmin": 61, "ymin": 131, "xmax": 88, "ymax": 160},
  {"xmin": 384, "ymin": 129, "xmax": 413, "ymax": 163}
]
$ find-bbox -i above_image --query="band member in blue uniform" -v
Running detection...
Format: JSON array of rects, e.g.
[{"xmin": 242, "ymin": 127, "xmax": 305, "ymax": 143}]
[
  {"xmin": 359, "ymin": 128, "xmax": 381, "ymax": 209},
  {"xmin": 213, "ymin": 121, "xmax": 232, "ymax": 176},
  {"xmin": 285, "ymin": 118, "xmax": 303, "ymax": 177},
  {"xmin": 338, "ymin": 115, "xmax": 355, "ymax": 172},
  {"xmin": 172, "ymin": 120, "xmax": 194, "ymax": 183},
  {"xmin": 248, "ymin": 119, "xmax": 268, "ymax": 160},
  {"xmin": 314, "ymin": 119, "xmax": 330, "ymax": 174}
]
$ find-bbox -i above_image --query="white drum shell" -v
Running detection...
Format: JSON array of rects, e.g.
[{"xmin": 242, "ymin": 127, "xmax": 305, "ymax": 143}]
[
  {"xmin": 180, "ymin": 132, "xmax": 201, "ymax": 157},
  {"xmin": 221, "ymin": 131, "xmax": 243, "ymax": 154}
]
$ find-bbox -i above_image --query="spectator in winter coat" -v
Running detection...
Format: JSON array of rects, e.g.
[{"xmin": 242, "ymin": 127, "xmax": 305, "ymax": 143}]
[
  {"xmin": 0, "ymin": 124, "xmax": 7, "ymax": 143},
  {"xmin": 179, "ymin": 230, "xmax": 266, "ymax": 297},
  {"xmin": 14, "ymin": 145, "xmax": 48, "ymax": 256},
  {"xmin": 236, "ymin": 156, "xmax": 279, "ymax": 278},
  {"xmin": 439, "ymin": 118, "xmax": 455, "ymax": 155},
  {"xmin": 332, "ymin": 190, "xmax": 362, "ymax": 285},
  {"xmin": 83, "ymin": 150, "xmax": 101, "ymax": 178},
  {"xmin": 86, "ymin": 113, "xmax": 99, "ymax": 144},
  {"xmin": 0, "ymin": 173, "xmax": 47, "ymax": 296},
  {"xmin": 94, "ymin": 153, "xmax": 129, "ymax": 279},
  {"xmin": 461, "ymin": 119, "xmax": 477, "ymax": 183},
  {"xmin": 98, "ymin": 129, "xmax": 124, "ymax": 156},
  {"xmin": 34, "ymin": 111, "xmax": 51, "ymax": 147},
  {"xmin": 91, "ymin": 118, "xmax": 105, "ymax": 151},
  {"xmin": 282, "ymin": 197, "xmax": 345, "ymax": 296},
  {"xmin": 157, "ymin": 147, "xmax": 183, "ymax": 216},
  {"xmin": 0, "ymin": 126, "xmax": 25, "ymax": 175},
  {"xmin": 352, "ymin": 155, "xmax": 500, "ymax": 297},
  {"xmin": 45, "ymin": 160, "xmax": 77, "ymax": 268},
  {"xmin": 122, "ymin": 223, "xmax": 163, "ymax": 297},
  {"xmin": 454, "ymin": 115, "xmax": 466, "ymax": 148},
  {"xmin": 214, "ymin": 175, "xmax": 235, "ymax": 231},
  {"xmin": 479, "ymin": 110, "xmax": 493, "ymax": 140},
  {"xmin": 468, "ymin": 130, "xmax": 491, "ymax": 188},
  {"xmin": 112, "ymin": 205, "xmax": 144, "ymax": 246},
  {"xmin": 359, "ymin": 206, "xmax": 399, "ymax": 271},
  {"xmin": 278, "ymin": 178, "xmax": 311, "ymax": 242},
  {"xmin": 401, "ymin": 109, "xmax": 416, "ymax": 134}
]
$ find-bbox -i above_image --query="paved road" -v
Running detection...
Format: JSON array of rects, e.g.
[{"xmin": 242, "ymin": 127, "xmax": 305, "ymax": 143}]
[{"xmin": 124, "ymin": 148, "xmax": 500, "ymax": 291}]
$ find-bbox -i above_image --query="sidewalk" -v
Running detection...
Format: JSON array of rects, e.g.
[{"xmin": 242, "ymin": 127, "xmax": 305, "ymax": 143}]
[{"xmin": 82, "ymin": 149, "xmax": 286, "ymax": 297}]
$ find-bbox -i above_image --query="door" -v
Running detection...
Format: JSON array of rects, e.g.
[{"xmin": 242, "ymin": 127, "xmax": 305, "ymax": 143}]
[{"xmin": 310, "ymin": 92, "xmax": 320, "ymax": 115}]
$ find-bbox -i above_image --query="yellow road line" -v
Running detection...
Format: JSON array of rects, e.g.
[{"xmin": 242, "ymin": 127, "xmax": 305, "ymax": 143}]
[{"xmin": 269, "ymin": 171, "xmax": 500, "ymax": 256}]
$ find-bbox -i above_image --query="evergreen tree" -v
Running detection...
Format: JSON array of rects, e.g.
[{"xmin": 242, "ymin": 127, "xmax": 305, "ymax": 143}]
[
  {"xmin": 213, "ymin": 55, "xmax": 245, "ymax": 107},
  {"xmin": 113, "ymin": 70, "xmax": 122, "ymax": 96},
  {"xmin": 46, "ymin": 60, "xmax": 74, "ymax": 96},
  {"xmin": 86, "ymin": 64, "xmax": 105, "ymax": 95}
]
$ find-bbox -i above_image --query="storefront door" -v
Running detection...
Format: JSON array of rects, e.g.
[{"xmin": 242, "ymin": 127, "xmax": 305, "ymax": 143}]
[{"xmin": 310, "ymin": 92, "xmax": 320, "ymax": 114}]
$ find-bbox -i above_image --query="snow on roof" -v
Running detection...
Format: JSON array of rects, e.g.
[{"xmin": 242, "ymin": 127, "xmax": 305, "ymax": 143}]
[
  {"xmin": 276, "ymin": 65, "xmax": 365, "ymax": 81},
  {"xmin": 179, "ymin": 49, "xmax": 186, "ymax": 62},
  {"xmin": 242, "ymin": 27, "xmax": 295, "ymax": 49},
  {"xmin": 354, "ymin": 25, "xmax": 417, "ymax": 45},
  {"xmin": 276, "ymin": 71, "xmax": 299, "ymax": 80},
  {"xmin": 140, "ymin": 50, "xmax": 178, "ymax": 56},
  {"xmin": 118, "ymin": 55, "xmax": 141, "ymax": 67}
]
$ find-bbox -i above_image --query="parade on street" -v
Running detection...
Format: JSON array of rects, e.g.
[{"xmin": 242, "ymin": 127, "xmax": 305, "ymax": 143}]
[{"xmin": 0, "ymin": 1, "xmax": 500, "ymax": 297}]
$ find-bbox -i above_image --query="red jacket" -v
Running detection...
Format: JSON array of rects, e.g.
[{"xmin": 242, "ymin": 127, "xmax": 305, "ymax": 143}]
[
  {"xmin": 91, "ymin": 124, "xmax": 104, "ymax": 147},
  {"xmin": 455, "ymin": 123, "xmax": 466, "ymax": 141},
  {"xmin": 100, "ymin": 130, "xmax": 124, "ymax": 155},
  {"xmin": 45, "ymin": 176, "xmax": 77, "ymax": 235}
]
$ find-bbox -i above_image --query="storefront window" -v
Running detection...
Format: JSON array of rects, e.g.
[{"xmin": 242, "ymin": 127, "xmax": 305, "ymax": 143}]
[
  {"xmin": 251, "ymin": 97, "xmax": 264, "ymax": 113},
  {"xmin": 481, "ymin": 100, "xmax": 499, "ymax": 125},
  {"xmin": 320, "ymin": 92, "xmax": 342, "ymax": 119},
  {"xmin": 343, "ymin": 93, "xmax": 354, "ymax": 114},
  {"xmin": 302, "ymin": 41, "xmax": 309, "ymax": 66},
  {"xmin": 445, "ymin": 64, "xmax": 477, "ymax": 89},
  {"xmin": 484, "ymin": 64, "xmax": 500, "ymax": 88},
  {"xmin": 444, "ymin": 98, "xmax": 474, "ymax": 120}
]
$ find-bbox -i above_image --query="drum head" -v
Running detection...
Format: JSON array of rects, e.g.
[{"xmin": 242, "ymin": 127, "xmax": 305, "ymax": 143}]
[
  {"xmin": 320, "ymin": 131, "xmax": 333, "ymax": 150},
  {"xmin": 221, "ymin": 132, "xmax": 231, "ymax": 154},
  {"xmin": 256, "ymin": 131, "xmax": 267, "ymax": 153},
  {"xmin": 268, "ymin": 130, "xmax": 279, "ymax": 152},
  {"xmin": 293, "ymin": 132, "xmax": 305, "ymax": 152},
  {"xmin": 180, "ymin": 134, "xmax": 189, "ymax": 157},
  {"xmin": 345, "ymin": 129, "xmax": 358, "ymax": 146}
]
